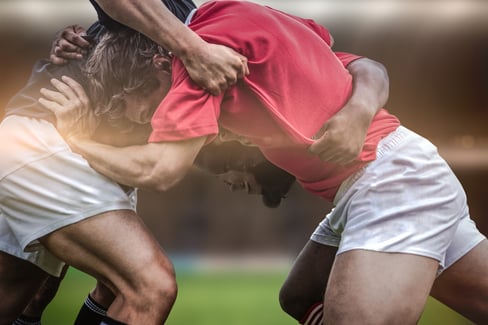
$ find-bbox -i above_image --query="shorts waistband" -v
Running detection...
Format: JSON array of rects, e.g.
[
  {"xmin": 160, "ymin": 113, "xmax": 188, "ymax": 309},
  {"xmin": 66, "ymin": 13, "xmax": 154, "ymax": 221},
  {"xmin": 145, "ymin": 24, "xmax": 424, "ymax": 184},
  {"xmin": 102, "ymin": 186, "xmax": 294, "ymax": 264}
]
[{"xmin": 333, "ymin": 126, "xmax": 412, "ymax": 204}]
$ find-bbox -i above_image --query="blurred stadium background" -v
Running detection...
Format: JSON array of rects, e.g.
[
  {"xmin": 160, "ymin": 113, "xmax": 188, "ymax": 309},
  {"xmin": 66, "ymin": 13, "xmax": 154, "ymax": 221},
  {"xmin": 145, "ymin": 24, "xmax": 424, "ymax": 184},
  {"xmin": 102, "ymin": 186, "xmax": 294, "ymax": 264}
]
[{"xmin": 1, "ymin": 1, "xmax": 487, "ymax": 324}]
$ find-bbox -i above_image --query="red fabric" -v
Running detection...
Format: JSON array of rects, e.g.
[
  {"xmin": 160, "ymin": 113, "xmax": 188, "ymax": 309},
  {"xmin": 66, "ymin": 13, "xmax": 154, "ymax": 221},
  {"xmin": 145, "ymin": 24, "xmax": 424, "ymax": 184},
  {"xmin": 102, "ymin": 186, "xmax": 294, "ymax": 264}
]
[
  {"xmin": 149, "ymin": 1, "xmax": 400, "ymax": 201},
  {"xmin": 300, "ymin": 302, "xmax": 324, "ymax": 325}
]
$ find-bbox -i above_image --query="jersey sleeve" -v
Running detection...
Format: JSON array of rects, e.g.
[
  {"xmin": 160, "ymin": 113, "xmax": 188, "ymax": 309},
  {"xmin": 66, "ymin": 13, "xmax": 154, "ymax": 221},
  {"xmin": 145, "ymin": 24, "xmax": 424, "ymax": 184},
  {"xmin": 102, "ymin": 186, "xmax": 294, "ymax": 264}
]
[
  {"xmin": 335, "ymin": 52, "xmax": 364, "ymax": 68},
  {"xmin": 148, "ymin": 60, "xmax": 220, "ymax": 143}
]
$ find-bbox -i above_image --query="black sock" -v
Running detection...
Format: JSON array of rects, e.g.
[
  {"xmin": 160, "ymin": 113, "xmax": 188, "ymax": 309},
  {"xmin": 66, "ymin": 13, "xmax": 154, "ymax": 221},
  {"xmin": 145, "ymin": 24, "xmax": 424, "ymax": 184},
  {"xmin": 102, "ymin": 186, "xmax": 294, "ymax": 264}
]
[
  {"xmin": 99, "ymin": 316, "xmax": 127, "ymax": 325},
  {"xmin": 12, "ymin": 314, "xmax": 41, "ymax": 325},
  {"xmin": 73, "ymin": 294, "xmax": 107, "ymax": 325}
]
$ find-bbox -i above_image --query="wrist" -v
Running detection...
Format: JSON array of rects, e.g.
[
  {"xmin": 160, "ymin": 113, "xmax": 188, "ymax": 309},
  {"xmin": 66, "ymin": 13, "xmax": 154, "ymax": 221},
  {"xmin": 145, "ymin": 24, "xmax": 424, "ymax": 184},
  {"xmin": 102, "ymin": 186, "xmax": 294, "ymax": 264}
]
[
  {"xmin": 338, "ymin": 100, "xmax": 375, "ymax": 133},
  {"xmin": 170, "ymin": 27, "xmax": 206, "ymax": 60},
  {"xmin": 65, "ymin": 133, "xmax": 89, "ymax": 150}
]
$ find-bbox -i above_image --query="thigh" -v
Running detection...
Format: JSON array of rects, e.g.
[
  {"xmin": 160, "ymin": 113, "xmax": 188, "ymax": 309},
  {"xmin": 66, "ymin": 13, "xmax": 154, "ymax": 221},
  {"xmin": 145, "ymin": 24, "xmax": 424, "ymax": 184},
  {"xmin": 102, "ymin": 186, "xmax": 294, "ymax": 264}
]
[
  {"xmin": 280, "ymin": 240, "xmax": 337, "ymax": 319},
  {"xmin": 91, "ymin": 281, "xmax": 116, "ymax": 309},
  {"xmin": 431, "ymin": 239, "xmax": 488, "ymax": 324},
  {"xmin": 39, "ymin": 209, "xmax": 173, "ymax": 295},
  {"xmin": 325, "ymin": 250, "xmax": 438, "ymax": 325},
  {"xmin": 0, "ymin": 251, "xmax": 49, "ymax": 324},
  {"xmin": 0, "ymin": 116, "xmax": 135, "ymax": 276}
]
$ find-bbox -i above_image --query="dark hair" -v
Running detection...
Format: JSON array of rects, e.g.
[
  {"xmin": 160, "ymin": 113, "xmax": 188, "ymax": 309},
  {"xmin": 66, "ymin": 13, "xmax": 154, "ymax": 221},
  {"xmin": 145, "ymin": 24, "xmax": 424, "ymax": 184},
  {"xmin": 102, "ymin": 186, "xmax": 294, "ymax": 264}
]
[
  {"xmin": 84, "ymin": 30, "xmax": 169, "ymax": 131},
  {"xmin": 195, "ymin": 141, "xmax": 295, "ymax": 208},
  {"xmin": 249, "ymin": 161, "xmax": 295, "ymax": 208}
]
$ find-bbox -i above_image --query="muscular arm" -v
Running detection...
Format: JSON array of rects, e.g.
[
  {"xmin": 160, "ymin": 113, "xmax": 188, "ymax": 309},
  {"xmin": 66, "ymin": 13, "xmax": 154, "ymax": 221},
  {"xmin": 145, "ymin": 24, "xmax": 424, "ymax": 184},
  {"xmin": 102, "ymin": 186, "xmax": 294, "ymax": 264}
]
[
  {"xmin": 95, "ymin": 0, "xmax": 198, "ymax": 57},
  {"xmin": 346, "ymin": 57, "xmax": 389, "ymax": 125},
  {"xmin": 94, "ymin": 0, "xmax": 249, "ymax": 95},
  {"xmin": 39, "ymin": 75, "xmax": 207, "ymax": 192},
  {"xmin": 309, "ymin": 57, "xmax": 389, "ymax": 164},
  {"xmin": 68, "ymin": 136, "xmax": 206, "ymax": 191}
]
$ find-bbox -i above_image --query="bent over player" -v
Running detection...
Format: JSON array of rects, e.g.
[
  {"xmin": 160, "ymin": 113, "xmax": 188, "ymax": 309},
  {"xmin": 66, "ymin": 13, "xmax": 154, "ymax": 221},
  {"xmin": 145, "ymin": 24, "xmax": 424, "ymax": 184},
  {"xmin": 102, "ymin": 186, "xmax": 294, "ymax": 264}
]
[{"xmin": 41, "ymin": 1, "xmax": 488, "ymax": 324}]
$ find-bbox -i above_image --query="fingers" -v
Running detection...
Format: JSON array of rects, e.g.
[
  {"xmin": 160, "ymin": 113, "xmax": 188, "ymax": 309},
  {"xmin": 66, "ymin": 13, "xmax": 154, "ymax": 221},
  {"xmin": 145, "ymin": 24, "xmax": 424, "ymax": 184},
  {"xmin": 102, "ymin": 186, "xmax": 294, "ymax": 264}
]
[
  {"xmin": 38, "ymin": 96, "xmax": 64, "ymax": 115},
  {"xmin": 202, "ymin": 60, "xmax": 247, "ymax": 95},
  {"xmin": 308, "ymin": 131, "xmax": 360, "ymax": 165},
  {"xmin": 311, "ymin": 145, "xmax": 357, "ymax": 165},
  {"xmin": 53, "ymin": 39, "xmax": 85, "ymax": 60},
  {"xmin": 39, "ymin": 87, "xmax": 68, "ymax": 106},
  {"xmin": 60, "ymin": 76, "xmax": 89, "ymax": 106},
  {"xmin": 197, "ymin": 45, "xmax": 249, "ymax": 95},
  {"xmin": 237, "ymin": 55, "xmax": 250, "ymax": 77},
  {"xmin": 230, "ymin": 52, "xmax": 249, "ymax": 80},
  {"xmin": 62, "ymin": 25, "xmax": 90, "ymax": 49},
  {"xmin": 38, "ymin": 77, "xmax": 84, "ymax": 113},
  {"xmin": 50, "ymin": 78, "xmax": 78, "ymax": 102},
  {"xmin": 50, "ymin": 24, "xmax": 90, "ymax": 64}
]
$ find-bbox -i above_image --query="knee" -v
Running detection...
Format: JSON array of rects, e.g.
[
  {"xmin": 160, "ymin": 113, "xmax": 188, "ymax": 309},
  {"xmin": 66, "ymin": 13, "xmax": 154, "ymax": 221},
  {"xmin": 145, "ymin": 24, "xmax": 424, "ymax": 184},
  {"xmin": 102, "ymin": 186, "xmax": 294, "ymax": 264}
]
[
  {"xmin": 128, "ymin": 259, "xmax": 178, "ymax": 310},
  {"xmin": 151, "ymin": 265, "xmax": 178, "ymax": 304},
  {"xmin": 279, "ymin": 282, "xmax": 319, "ymax": 321},
  {"xmin": 278, "ymin": 283, "xmax": 295, "ymax": 315},
  {"xmin": 91, "ymin": 281, "xmax": 116, "ymax": 308}
]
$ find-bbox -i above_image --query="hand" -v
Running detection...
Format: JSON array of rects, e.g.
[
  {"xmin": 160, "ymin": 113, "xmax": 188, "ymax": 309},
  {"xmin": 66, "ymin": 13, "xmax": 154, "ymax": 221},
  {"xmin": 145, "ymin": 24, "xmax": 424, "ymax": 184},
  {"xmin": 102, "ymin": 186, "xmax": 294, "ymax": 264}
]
[
  {"xmin": 182, "ymin": 43, "xmax": 249, "ymax": 96},
  {"xmin": 309, "ymin": 58, "xmax": 388, "ymax": 164},
  {"xmin": 50, "ymin": 25, "xmax": 91, "ymax": 65},
  {"xmin": 309, "ymin": 106, "xmax": 368, "ymax": 165},
  {"xmin": 39, "ymin": 76, "xmax": 99, "ymax": 139}
]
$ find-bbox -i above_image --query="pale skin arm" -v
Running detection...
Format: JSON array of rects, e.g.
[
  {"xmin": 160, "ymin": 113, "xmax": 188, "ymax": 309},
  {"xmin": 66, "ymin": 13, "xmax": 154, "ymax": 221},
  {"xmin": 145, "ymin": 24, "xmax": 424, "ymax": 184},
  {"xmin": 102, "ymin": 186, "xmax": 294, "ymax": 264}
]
[
  {"xmin": 309, "ymin": 58, "xmax": 389, "ymax": 164},
  {"xmin": 39, "ymin": 76, "xmax": 206, "ymax": 191},
  {"xmin": 68, "ymin": 137, "xmax": 206, "ymax": 191},
  {"xmin": 94, "ymin": 0, "xmax": 249, "ymax": 95}
]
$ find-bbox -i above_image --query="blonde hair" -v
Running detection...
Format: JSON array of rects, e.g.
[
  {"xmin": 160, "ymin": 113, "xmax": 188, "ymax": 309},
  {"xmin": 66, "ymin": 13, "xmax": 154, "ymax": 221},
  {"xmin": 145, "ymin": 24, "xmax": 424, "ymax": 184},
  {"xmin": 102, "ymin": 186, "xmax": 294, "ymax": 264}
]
[{"xmin": 84, "ymin": 30, "xmax": 169, "ymax": 130}]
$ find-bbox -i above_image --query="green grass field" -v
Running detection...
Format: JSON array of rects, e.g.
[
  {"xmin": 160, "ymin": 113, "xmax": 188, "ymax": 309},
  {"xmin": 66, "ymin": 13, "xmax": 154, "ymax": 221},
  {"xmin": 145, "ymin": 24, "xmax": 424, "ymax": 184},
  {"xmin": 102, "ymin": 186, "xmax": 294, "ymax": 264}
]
[{"xmin": 43, "ymin": 267, "xmax": 474, "ymax": 324}]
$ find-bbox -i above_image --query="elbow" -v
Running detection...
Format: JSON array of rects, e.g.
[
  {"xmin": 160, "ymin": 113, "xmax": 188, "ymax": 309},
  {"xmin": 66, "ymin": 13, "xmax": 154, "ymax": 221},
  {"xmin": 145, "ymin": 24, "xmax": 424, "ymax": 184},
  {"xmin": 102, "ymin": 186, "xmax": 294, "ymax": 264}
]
[
  {"xmin": 378, "ymin": 66, "xmax": 390, "ymax": 108},
  {"xmin": 150, "ymin": 175, "xmax": 183, "ymax": 193},
  {"xmin": 363, "ymin": 58, "xmax": 390, "ymax": 108},
  {"xmin": 145, "ymin": 163, "xmax": 191, "ymax": 192},
  {"xmin": 374, "ymin": 59, "xmax": 389, "ymax": 82},
  {"xmin": 371, "ymin": 59, "xmax": 389, "ymax": 94}
]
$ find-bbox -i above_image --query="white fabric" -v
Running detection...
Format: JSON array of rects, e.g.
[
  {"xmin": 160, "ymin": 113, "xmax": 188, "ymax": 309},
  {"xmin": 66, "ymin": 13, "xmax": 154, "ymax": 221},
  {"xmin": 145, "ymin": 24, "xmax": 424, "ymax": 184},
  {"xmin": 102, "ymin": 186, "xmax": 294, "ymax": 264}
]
[
  {"xmin": 0, "ymin": 115, "xmax": 137, "ymax": 276},
  {"xmin": 311, "ymin": 126, "xmax": 486, "ymax": 272}
]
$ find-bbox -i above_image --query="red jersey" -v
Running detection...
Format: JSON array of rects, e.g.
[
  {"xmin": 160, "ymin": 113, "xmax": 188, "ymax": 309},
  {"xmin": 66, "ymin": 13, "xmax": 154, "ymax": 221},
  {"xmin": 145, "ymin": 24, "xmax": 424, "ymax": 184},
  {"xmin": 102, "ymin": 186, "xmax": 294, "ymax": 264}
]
[{"xmin": 149, "ymin": 1, "xmax": 400, "ymax": 201}]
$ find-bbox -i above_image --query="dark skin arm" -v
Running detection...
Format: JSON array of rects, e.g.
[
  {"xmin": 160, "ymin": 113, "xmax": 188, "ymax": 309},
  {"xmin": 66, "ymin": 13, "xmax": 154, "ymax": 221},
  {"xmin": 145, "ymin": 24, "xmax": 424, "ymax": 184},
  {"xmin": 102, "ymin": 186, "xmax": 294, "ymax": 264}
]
[
  {"xmin": 309, "ymin": 58, "xmax": 389, "ymax": 164},
  {"xmin": 50, "ymin": 1, "xmax": 249, "ymax": 95},
  {"xmin": 94, "ymin": 0, "xmax": 249, "ymax": 95}
]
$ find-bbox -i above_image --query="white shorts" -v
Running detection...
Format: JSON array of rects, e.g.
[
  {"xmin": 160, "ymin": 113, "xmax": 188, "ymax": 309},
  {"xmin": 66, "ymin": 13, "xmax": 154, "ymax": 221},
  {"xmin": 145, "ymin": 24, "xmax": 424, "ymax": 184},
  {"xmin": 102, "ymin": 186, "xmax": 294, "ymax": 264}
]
[
  {"xmin": 0, "ymin": 115, "xmax": 137, "ymax": 276},
  {"xmin": 311, "ymin": 126, "xmax": 486, "ymax": 272}
]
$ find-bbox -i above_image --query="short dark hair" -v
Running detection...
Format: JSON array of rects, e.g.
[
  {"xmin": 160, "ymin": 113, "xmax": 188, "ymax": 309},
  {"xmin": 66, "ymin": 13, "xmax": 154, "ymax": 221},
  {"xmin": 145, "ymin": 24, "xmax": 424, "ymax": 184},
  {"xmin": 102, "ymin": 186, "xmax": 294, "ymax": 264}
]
[
  {"xmin": 195, "ymin": 141, "xmax": 295, "ymax": 208},
  {"xmin": 249, "ymin": 160, "xmax": 295, "ymax": 208}
]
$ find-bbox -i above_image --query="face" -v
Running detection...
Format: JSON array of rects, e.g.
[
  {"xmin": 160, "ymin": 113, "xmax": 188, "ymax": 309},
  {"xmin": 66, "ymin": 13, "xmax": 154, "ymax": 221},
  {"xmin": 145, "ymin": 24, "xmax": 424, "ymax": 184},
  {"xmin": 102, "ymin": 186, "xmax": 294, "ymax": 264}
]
[
  {"xmin": 217, "ymin": 170, "xmax": 262, "ymax": 195},
  {"xmin": 123, "ymin": 57, "xmax": 172, "ymax": 124},
  {"xmin": 123, "ymin": 86, "xmax": 166, "ymax": 124}
]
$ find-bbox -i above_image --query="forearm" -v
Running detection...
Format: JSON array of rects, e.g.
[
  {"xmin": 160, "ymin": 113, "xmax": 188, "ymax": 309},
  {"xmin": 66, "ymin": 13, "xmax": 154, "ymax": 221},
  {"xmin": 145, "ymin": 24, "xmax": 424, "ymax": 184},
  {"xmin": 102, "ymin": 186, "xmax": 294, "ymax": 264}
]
[
  {"xmin": 309, "ymin": 57, "xmax": 390, "ymax": 163},
  {"xmin": 94, "ymin": 0, "xmax": 205, "ymax": 57},
  {"xmin": 71, "ymin": 138, "xmax": 158, "ymax": 189},
  {"xmin": 69, "ymin": 137, "xmax": 205, "ymax": 191}
]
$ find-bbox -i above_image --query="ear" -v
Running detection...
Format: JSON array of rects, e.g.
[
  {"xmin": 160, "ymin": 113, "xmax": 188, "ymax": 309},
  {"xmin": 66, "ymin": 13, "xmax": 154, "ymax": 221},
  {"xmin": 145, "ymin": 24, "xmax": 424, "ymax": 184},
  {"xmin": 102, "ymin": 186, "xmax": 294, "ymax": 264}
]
[{"xmin": 153, "ymin": 54, "xmax": 172, "ymax": 73}]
